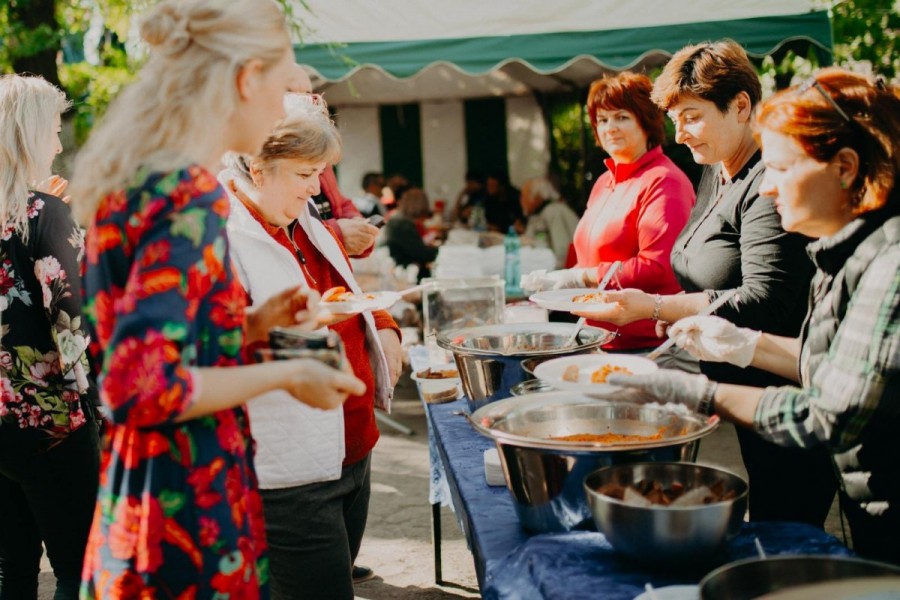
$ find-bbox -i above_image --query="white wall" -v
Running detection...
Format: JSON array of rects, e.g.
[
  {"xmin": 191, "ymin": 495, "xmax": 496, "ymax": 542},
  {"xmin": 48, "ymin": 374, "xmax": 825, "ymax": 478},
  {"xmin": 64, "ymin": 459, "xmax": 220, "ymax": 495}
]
[
  {"xmin": 333, "ymin": 106, "xmax": 382, "ymax": 198},
  {"xmin": 333, "ymin": 96, "xmax": 549, "ymax": 202},
  {"xmin": 421, "ymin": 101, "xmax": 466, "ymax": 208},
  {"xmin": 505, "ymin": 95, "xmax": 550, "ymax": 188}
]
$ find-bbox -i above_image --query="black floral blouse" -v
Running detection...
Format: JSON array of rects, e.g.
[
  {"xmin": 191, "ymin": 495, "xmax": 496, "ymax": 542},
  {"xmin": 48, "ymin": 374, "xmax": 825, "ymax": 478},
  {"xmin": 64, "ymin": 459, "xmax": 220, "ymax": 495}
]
[{"xmin": 0, "ymin": 191, "xmax": 91, "ymax": 435}]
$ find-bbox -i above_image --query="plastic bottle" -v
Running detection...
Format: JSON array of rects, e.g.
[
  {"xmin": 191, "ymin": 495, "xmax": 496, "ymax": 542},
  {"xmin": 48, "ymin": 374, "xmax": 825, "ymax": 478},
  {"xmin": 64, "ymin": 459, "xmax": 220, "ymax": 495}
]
[
  {"xmin": 470, "ymin": 204, "xmax": 487, "ymax": 232},
  {"xmin": 504, "ymin": 225, "xmax": 522, "ymax": 297}
]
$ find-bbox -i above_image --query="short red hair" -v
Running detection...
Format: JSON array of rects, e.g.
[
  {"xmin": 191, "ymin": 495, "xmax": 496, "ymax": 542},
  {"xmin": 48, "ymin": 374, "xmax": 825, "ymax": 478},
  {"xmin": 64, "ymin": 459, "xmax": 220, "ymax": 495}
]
[
  {"xmin": 755, "ymin": 67, "xmax": 900, "ymax": 214},
  {"xmin": 587, "ymin": 72, "xmax": 665, "ymax": 150}
]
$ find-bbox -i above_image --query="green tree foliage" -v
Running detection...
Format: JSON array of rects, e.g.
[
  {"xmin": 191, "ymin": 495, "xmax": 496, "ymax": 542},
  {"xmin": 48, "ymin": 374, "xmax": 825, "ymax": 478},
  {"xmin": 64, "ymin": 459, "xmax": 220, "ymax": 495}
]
[
  {"xmin": 0, "ymin": 0, "xmax": 303, "ymax": 144},
  {"xmin": 832, "ymin": 0, "xmax": 900, "ymax": 79}
]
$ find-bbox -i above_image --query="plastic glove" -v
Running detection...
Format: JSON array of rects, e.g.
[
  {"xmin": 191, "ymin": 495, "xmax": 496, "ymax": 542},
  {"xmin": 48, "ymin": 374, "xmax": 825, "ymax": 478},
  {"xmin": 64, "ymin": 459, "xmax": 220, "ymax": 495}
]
[
  {"xmin": 606, "ymin": 369, "xmax": 717, "ymax": 414},
  {"xmin": 668, "ymin": 316, "xmax": 761, "ymax": 368},
  {"xmin": 520, "ymin": 269, "xmax": 551, "ymax": 291},
  {"xmin": 520, "ymin": 268, "xmax": 590, "ymax": 291}
]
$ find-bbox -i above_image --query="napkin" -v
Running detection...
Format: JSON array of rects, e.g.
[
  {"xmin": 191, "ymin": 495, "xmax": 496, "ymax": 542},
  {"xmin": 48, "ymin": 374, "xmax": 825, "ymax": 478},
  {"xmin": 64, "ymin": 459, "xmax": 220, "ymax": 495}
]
[{"xmin": 484, "ymin": 448, "xmax": 505, "ymax": 486}]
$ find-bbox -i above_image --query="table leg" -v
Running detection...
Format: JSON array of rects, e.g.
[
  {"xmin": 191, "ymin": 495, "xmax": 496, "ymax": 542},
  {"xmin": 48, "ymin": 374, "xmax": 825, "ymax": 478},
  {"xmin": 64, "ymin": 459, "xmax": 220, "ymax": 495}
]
[
  {"xmin": 375, "ymin": 409, "xmax": 415, "ymax": 435},
  {"xmin": 431, "ymin": 501, "xmax": 443, "ymax": 584}
]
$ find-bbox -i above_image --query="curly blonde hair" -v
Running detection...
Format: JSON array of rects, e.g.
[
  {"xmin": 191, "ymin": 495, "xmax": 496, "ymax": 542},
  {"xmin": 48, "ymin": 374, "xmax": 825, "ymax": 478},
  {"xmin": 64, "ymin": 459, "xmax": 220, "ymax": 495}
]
[{"xmin": 69, "ymin": 0, "xmax": 290, "ymax": 223}]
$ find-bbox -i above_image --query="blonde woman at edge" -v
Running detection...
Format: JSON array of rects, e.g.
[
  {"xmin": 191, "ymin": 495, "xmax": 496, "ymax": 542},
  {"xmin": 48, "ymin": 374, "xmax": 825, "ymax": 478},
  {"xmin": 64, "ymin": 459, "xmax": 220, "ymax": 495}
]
[
  {"xmin": 68, "ymin": 0, "xmax": 365, "ymax": 597},
  {"xmin": 0, "ymin": 75, "xmax": 99, "ymax": 600}
]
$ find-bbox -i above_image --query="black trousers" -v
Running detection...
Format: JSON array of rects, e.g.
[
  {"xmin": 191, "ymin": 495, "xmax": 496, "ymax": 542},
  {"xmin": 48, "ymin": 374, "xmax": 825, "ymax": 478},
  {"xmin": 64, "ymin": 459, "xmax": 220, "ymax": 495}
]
[
  {"xmin": 0, "ymin": 421, "xmax": 100, "ymax": 600},
  {"xmin": 736, "ymin": 426, "xmax": 837, "ymax": 526},
  {"xmin": 261, "ymin": 453, "xmax": 372, "ymax": 600}
]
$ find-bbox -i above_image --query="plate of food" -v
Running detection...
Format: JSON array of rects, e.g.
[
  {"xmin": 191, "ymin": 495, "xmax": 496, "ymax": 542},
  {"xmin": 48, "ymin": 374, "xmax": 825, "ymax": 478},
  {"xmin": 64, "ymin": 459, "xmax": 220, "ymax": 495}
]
[
  {"xmin": 529, "ymin": 288, "xmax": 619, "ymax": 314},
  {"xmin": 319, "ymin": 286, "xmax": 401, "ymax": 314},
  {"xmin": 532, "ymin": 354, "xmax": 657, "ymax": 395}
]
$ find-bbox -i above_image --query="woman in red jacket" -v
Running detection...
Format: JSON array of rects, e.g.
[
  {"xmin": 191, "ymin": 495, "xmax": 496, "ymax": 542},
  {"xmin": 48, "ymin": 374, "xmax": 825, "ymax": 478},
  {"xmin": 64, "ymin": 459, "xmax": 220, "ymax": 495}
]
[
  {"xmin": 220, "ymin": 93, "xmax": 402, "ymax": 599},
  {"xmin": 523, "ymin": 72, "xmax": 695, "ymax": 351}
]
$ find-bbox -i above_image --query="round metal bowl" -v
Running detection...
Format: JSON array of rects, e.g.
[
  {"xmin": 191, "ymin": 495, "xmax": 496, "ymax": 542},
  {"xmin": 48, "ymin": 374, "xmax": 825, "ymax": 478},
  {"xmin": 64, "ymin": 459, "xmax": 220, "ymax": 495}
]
[
  {"xmin": 700, "ymin": 556, "xmax": 900, "ymax": 599},
  {"xmin": 436, "ymin": 322, "xmax": 614, "ymax": 412},
  {"xmin": 469, "ymin": 392, "xmax": 718, "ymax": 533},
  {"xmin": 584, "ymin": 462, "xmax": 748, "ymax": 567}
]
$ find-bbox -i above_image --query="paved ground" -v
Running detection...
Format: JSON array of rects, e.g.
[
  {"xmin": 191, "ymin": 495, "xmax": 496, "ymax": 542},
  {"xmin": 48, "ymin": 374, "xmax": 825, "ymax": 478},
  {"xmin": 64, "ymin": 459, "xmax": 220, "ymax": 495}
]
[{"xmin": 38, "ymin": 372, "xmax": 843, "ymax": 599}]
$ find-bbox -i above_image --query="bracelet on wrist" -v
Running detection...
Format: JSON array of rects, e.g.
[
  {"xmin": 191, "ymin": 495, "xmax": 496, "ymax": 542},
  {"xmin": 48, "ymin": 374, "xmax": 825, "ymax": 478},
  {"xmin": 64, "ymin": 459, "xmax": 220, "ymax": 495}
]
[
  {"xmin": 698, "ymin": 382, "xmax": 717, "ymax": 415},
  {"xmin": 651, "ymin": 293, "xmax": 664, "ymax": 322}
]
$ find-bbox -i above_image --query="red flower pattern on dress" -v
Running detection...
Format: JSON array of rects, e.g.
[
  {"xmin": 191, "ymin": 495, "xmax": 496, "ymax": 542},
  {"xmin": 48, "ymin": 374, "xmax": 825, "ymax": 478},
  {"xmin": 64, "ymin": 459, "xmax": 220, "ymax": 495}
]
[{"xmin": 80, "ymin": 167, "xmax": 268, "ymax": 599}]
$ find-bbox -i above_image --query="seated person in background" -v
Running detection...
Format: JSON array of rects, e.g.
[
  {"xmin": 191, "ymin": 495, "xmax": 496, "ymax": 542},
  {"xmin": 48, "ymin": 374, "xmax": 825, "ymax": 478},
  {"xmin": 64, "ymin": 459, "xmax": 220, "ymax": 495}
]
[
  {"xmin": 354, "ymin": 171, "xmax": 386, "ymax": 218},
  {"xmin": 520, "ymin": 176, "xmax": 579, "ymax": 267},
  {"xmin": 383, "ymin": 187, "xmax": 439, "ymax": 281},
  {"xmin": 383, "ymin": 174, "xmax": 410, "ymax": 214},
  {"xmin": 484, "ymin": 170, "xmax": 523, "ymax": 233},
  {"xmin": 450, "ymin": 170, "xmax": 487, "ymax": 225}
]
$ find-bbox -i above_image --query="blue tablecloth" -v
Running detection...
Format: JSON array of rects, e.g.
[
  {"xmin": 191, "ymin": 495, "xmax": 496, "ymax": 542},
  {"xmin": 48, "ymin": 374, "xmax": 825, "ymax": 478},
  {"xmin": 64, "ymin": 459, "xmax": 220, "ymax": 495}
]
[{"xmin": 425, "ymin": 398, "xmax": 853, "ymax": 600}]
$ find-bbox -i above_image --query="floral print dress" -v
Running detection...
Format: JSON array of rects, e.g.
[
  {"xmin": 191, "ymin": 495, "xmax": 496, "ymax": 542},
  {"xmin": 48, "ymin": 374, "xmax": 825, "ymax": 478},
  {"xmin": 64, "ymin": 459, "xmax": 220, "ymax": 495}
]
[
  {"xmin": 0, "ymin": 191, "xmax": 91, "ymax": 435},
  {"xmin": 80, "ymin": 166, "xmax": 269, "ymax": 599}
]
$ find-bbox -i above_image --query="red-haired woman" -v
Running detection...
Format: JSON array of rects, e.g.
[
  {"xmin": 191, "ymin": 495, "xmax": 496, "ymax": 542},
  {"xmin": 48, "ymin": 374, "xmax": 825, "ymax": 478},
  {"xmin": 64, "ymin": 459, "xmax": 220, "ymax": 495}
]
[
  {"xmin": 523, "ymin": 72, "xmax": 695, "ymax": 351},
  {"xmin": 612, "ymin": 68, "xmax": 900, "ymax": 563}
]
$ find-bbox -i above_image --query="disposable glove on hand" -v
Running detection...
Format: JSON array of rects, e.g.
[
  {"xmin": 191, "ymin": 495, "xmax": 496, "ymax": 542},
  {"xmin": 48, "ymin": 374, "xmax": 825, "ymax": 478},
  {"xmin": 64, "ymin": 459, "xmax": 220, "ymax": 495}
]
[
  {"xmin": 668, "ymin": 315, "xmax": 761, "ymax": 368},
  {"xmin": 606, "ymin": 369, "xmax": 718, "ymax": 415},
  {"xmin": 520, "ymin": 270, "xmax": 551, "ymax": 292},
  {"xmin": 549, "ymin": 268, "xmax": 591, "ymax": 290}
]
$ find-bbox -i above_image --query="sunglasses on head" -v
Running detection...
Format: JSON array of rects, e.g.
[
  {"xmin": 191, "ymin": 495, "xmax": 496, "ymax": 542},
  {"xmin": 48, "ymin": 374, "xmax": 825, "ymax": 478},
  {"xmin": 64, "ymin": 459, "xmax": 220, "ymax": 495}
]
[{"xmin": 796, "ymin": 76, "xmax": 851, "ymax": 123}]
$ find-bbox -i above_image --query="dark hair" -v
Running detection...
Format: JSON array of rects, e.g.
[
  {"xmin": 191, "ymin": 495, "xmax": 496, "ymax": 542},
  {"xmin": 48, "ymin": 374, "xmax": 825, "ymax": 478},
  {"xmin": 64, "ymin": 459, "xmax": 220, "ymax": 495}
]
[
  {"xmin": 465, "ymin": 170, "xmax": 485, "ymax": 184},
  {"xmin": 361, "ymin": 172, "xmax": 383, "ymax": 189},
  {"xmin": 587, "ymin": 72, "xmax": 666, "ymax": 149},
  {"xmin": 651, "ymin": 40, "xmax": 761, "ymax": 113},
  {"xmin": 399, "ymin": 187, "xmax": 431, "ymax": 219},
  {"xmin": 755, "ymin": 67, "xmax": 900, "ymax": 214}
]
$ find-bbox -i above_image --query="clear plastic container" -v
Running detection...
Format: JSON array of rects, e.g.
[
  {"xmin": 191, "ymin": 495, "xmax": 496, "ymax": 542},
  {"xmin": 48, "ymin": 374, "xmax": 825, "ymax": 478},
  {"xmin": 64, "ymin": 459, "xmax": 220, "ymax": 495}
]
[{"xmin": 422, "ymin": 276, "xmax": 505, "ymax": 364}]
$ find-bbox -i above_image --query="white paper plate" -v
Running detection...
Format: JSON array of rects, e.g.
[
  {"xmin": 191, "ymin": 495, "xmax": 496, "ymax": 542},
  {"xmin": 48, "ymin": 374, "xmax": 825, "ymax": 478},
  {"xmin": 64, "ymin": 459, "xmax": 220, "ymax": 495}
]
[
  {"xmin": 632, "ymin": 584, "xmax": 699, "ymax": 600},
  {"xmin": 320, "ymin": 291, "xmax": 400, "ymax": 314},
  {"xmin": 533, "ymin": 354, "xmax": 658, "ymax": 395},
  {"xmin": 529, "ymin": 288, "xmax": 618, "ymax": 313}
]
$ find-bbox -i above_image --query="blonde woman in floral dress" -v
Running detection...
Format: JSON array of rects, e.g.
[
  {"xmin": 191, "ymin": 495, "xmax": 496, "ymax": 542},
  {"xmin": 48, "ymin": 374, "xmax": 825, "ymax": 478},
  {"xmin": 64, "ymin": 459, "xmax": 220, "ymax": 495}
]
[
  {"xmin": 0, "ymin": 74, "xmax": 99, "ymax": 600},
  {"xmin": 68, "ymin": 0, "xmax": 365, "ymax": 598}
]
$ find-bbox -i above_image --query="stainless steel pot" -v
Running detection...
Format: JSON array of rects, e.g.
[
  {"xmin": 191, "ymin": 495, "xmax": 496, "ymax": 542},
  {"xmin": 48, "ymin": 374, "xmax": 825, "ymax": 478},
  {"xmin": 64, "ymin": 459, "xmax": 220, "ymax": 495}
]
[
  {"xmin": 469, "ymin": 392, "xmax": 719, "ymax": 533},
  {"xmin": 436, "ymin": 322, "xmax": 614, "ymax": 412},
  {"xmin": 700, "ymin": 556, "xmax": 900, "ymax": 600}
]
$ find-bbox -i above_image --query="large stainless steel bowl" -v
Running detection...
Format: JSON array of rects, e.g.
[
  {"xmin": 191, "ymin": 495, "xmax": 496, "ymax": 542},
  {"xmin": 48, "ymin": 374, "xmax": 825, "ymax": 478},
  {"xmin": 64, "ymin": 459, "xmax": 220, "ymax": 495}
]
[
  {"xmin": 469, "ymin": 392, "xmax": 719, "ymax": 532},
  {"xmin": 700, "ymin": 556, "xmax": 900, "ymax": 599},
  {"xmin": 437, "ymin": 322, "xmax": 614, "ymax": 412},
  {"xmin": 584, "ymin": 462, "xmax": 748, "ymax": 567}
]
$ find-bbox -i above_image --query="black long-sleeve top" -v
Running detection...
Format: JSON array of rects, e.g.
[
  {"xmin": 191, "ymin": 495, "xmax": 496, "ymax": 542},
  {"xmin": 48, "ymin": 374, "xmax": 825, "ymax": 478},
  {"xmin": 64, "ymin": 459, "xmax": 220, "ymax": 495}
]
[{"xmin": 670, "ymin": 151, "xmax": 814, "ymax": 386}]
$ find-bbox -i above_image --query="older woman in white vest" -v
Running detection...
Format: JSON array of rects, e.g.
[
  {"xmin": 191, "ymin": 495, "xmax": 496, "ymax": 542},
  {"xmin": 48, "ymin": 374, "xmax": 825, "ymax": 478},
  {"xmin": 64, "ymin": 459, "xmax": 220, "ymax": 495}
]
[{"xmin": 220, "ymin": 94, "xmax": 402, "ymax": 599}]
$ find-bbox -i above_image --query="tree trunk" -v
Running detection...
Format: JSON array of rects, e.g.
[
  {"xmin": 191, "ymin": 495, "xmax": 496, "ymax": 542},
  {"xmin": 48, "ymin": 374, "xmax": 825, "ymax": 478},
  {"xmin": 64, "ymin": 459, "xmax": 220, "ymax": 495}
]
[{"xmin": 10, "ymin": 0, "xmax": 62, "ymax": 89}]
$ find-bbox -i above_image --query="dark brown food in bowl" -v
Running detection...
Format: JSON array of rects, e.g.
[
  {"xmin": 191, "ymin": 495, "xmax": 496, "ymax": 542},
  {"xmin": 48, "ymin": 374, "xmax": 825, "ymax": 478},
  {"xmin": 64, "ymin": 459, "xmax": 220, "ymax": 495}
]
[{"xmin": 596, "ymin": 478, "xmax": 738, "ymax": 506}]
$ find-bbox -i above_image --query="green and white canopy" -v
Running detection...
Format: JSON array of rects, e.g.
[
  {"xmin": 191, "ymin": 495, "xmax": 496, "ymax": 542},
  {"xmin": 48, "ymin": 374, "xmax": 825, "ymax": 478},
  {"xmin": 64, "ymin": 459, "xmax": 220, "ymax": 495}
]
[{"xmin": 295, "ymin": 0, "xmax": 832, "ymax": 105}]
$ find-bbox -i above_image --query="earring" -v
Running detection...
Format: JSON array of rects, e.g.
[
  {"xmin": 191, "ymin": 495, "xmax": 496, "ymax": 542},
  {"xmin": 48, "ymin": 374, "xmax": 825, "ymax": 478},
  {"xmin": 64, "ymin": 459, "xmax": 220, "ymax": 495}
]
[{"xmin": 840, "ymin": 180, "xmax": 848, "ymax": 190}]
